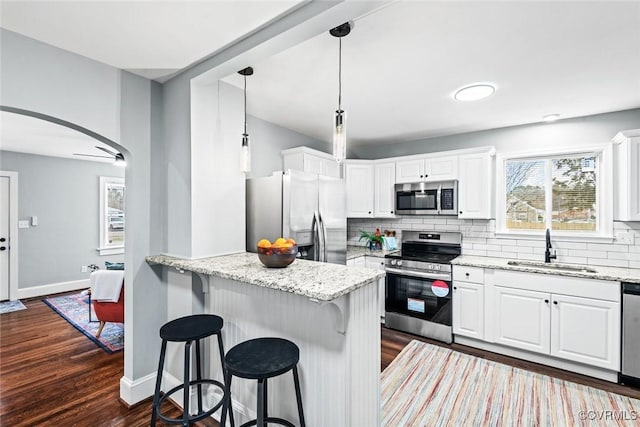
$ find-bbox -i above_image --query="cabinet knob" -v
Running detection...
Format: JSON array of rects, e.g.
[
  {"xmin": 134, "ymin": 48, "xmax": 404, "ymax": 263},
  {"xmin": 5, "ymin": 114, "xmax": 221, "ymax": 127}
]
[
  {"xmin": 544, "ymin": 299, "xmax": 549, "ymax": 304},
  {"xmin": 0, "ymin": 246, "xmax": 6, "ymax": 251},
  {"xmin": 0, "ymin": 237, "xmax": 5, "ymax": 242},
  {"xmin": 390, "ymin": 211, "xmax": 394, "ymax": 214},
  {"xmin": 465, "ymin": 272, "xmax": 470, "ymax": 277},
  {"xmin": 459, "ymin": 211, "xmax": 463, "ymax": 214},
  {"xmin": 420, "ymin": 175, "xmax": 424, "ymax": 178},
  {"xmin": 553, "ymin": 301, "xmax": 558, "ymax": 305},
  {"xmin": 368, "ymin": 211, "xmax": 372, "ymax": 214},
  {"xmin": 453, "ymin": 286, "xmax": 457, "ymax": 290}
]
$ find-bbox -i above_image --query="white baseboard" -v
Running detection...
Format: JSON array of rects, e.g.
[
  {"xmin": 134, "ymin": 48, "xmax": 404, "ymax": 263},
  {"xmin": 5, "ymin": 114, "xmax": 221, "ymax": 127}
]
[
  {"xmin": 17, "ymin": 279, "xmax": 90, "ymax": 299},
  {"xmin": 120, "ymin": 372, "xmax": 157, "ymax": 406}
]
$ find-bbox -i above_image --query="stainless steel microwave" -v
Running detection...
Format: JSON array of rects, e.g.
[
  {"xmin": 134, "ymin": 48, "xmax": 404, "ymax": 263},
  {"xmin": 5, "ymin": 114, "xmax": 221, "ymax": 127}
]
[{"xmin": 394, "ymin": 181, "xmax": 458, "ymax": 215}]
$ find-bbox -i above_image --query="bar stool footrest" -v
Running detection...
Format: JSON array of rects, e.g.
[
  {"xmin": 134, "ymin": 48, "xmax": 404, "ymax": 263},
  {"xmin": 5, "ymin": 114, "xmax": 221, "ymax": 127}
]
[
  {"xmin": 156, "ymin": 379, "xmax": 228, "ymax": 424},
  {"xmin": 239, "ymin": 417, "xmax": 297, "ymax": 427}
]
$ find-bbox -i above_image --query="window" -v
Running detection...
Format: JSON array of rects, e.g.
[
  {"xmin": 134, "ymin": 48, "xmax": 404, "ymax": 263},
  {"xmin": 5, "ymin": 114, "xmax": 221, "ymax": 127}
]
[
  {"xmin": 497, "ymin": 146, "xmax": 612, "ymax": 238},
  {"xmin": 99, "ymin": 176, "xmax": 125, "ymax": 255}
]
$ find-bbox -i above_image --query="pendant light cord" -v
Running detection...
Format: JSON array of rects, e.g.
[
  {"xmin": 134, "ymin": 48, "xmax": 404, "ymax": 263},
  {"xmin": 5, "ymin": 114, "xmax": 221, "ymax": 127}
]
[
  {"xmin": 338, "ymin": 37, "xmax": 342, "ymax": 111},
  {"xmin": 243, "ymin": 75, "xmax": 247, "ymax": 134}
]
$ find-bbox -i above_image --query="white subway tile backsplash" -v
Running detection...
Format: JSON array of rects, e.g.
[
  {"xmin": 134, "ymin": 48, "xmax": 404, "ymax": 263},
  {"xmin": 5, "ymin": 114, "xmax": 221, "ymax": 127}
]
[
  {"xmin": 512, "ymin": 246, "xmax": 533, "ymax": 254},
  {"xmin": 558, "ymin": 256, "xmax": 588, "ymax": 264},
  {"xmin": 587, "ymin": 243, "xmax": 628, "ymax": 252},
  {"xmin": 487, "ymin": 251, "xmax": 517, "ymax": 259},
  {"xmin": 462, "ymin": 249, "xmax": 487, "ymax": 256},
  {"xmin": 516, "ymin": 253, "xmax": 541, "ymax": 261},
  {"xmin": 630, "ymin": 261, "xmax": 640, "ymax": 269},
  {"xmin": 413, "ymin": 223, "xmax": 435, "ymax": 230},
  {"xmin": 567, "ymin": 250, "xmax": 608, "ymax": 259},
  {"xmin": 608, "ymin": 252, "xmax": 633, "ymax": 261},
  {"xmin": 553, "ymin": 241, "xmax": 588, "ymax": 250},
  {"xmin": 487, "ymin": 238, "xmax": 517, "ymax": 246},
  {"xmin": 517, "ymin": 240, "xmax": 546, "ymax": 248}
]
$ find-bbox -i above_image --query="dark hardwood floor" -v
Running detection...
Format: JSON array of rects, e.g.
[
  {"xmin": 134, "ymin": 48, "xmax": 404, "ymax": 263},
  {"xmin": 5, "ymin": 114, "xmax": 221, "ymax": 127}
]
[{"xmin": 2, "ymin": 297, "xmax": 638, "ymax": 426}]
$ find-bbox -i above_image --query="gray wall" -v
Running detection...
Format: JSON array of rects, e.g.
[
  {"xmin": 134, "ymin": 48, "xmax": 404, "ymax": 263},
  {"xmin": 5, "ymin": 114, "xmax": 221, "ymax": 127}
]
[
  {"xmin": 0, "ymin": 151, "xmax": 125, "ymax": 288},
  {"xmin": 1, "ymin": 29, "xmax": 165, "ymax": 386},
  {"xmin": 247, "ymin": 114, "xmax": 330, "ymax": 178},
  {"xmin": 350, "ymin": 108, "xmax": 640, "ymax": 159}
]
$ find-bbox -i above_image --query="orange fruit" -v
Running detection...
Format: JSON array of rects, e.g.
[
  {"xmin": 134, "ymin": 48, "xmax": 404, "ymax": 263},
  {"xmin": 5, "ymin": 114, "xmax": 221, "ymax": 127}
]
[
  {"xmin": 257, "ymin": 239, "xmax": 271, "ymax": 248},
  {"xmin": 286, "ymin": 238, "xmax": 296, "ymax": 245},
  {"xmin": 282, "ymin": 242, "xmax": 293, "ymax": 248},
  {"xmin": 274, "ymin": 237, "xmax": 287, "ymax": 245},
  {"xmin": 272, "ymin": 241, "xmax": 286, "ymax": 248}
]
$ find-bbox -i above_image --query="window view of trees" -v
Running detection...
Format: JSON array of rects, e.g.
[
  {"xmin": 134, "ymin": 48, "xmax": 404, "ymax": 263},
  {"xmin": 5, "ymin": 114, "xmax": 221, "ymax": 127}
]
[{"xmin": 506, "ymin": 155, "xmax": 597, "ymax": 232}]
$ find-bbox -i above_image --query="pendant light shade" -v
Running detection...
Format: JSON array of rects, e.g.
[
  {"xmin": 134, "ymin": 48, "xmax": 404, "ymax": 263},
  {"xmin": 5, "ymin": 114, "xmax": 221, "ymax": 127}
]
[
  {"xmin": 330, "ymin": 22, "xmax": 351, "ymax": 164},
  {"xmin": 238, "ymin": 66, "xmax": 254, "ymax": 174}
]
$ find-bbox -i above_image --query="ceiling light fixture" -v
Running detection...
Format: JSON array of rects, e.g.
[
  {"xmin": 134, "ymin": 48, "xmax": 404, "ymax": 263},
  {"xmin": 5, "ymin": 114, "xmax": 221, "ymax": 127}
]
[
  {"xmin": 453, "ymin": 84, "xmax": 496, "ymax": 102},
  {"xmin": 330, "ymin": 22, "xmax": 352, "ymax": 164},
  {"xmin": 542, "ymin": 114, "xmax": 560, "ymax": 122},
  {"xmin": 238, "ymin": 66, "xmax": 254, "ymax": 174}
]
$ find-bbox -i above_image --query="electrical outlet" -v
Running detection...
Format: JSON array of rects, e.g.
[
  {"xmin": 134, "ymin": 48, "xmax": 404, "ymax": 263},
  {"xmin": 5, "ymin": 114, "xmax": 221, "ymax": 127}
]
[{"xmin": 81, "ymin": 265, "xmax": 88, "ymax": 273}]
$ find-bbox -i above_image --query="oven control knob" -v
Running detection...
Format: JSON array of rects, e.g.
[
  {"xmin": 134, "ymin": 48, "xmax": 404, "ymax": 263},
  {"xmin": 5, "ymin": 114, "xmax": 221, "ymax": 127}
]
[
  {"xmin": 397, "ymin": 260, "xmax": 403, "ymax": 267},
  {"xmin": 390, "ymin": 259, "xmax": 396, "ymax": 266},
  {"xmin": 433, "ymin": 264, "xmax": 441, "ymax": 271}
]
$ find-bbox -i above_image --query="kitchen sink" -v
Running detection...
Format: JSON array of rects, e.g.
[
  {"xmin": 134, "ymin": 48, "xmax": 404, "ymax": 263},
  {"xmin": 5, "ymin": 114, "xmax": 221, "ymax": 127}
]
[{"xmin": 506, "ymin": 260, "xmax": 598, "ymax": 274}]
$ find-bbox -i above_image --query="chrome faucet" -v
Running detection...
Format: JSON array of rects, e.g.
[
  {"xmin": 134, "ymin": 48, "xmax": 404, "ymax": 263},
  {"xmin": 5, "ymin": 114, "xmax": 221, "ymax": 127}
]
[{"xmin": 545, "ymin": 228, "xmax": 557, "ymax": 263}]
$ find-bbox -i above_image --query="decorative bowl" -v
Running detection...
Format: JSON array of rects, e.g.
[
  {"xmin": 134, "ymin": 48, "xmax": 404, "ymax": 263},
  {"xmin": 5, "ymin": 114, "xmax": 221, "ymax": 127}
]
[{"xmin": 257, "ymin": 244, "xmax": 298, "ymax": 268}]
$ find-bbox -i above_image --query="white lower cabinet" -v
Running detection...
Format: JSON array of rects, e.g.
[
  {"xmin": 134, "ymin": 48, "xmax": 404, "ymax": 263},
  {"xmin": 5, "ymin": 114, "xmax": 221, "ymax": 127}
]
[
  {"xmin": 493, "ymin": 286, "xmax": 551, "ymax": 354},
  {"xmin": 452, "ymin": 281, "xmax": 484, "ymax": 340},
  {"xmin": 551, "ymin": 294, "xmax": 620, "ymax": 370}
]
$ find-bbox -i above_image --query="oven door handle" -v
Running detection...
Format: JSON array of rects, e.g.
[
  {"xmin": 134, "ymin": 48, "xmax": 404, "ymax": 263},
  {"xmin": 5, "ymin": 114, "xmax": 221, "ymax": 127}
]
[{"xmin": 384, "ymin": 267, "xmax": 451, "ymax": 281}]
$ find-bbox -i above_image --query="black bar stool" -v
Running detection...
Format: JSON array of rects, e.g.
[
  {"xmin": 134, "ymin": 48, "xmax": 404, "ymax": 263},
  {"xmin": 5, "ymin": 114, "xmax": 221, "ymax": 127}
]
[
  {"xmin": 151, "ymin": 314, "xmax": 235, "ymax": 427},
  {"xmin": 220, "ymin": 337, "xmax": 305, "ymax": 427}
]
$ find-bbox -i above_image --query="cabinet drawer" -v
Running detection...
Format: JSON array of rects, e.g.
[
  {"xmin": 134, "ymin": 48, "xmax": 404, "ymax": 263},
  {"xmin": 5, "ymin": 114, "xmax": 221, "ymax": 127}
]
[{"xmin": 453, "ymin": 266, "xmax": 484, "ymax": 283}]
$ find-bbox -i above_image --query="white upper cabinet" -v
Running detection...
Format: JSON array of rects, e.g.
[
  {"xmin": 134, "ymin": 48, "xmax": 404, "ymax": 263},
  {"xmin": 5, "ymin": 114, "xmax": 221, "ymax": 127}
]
[
  {"xmin": 374, "ymin": 162, "xmax": 396, "ymax": 217},
  {"xmin": 458, "ymin": 150, "xmax": 495, "ymax": 219},
  {"xmin": 395, "ymin": 155, "xmax": 458, "ymax": 183},
  {"xmin": 345, "ymin": 161, "xmax": 374, "ymax": 218},
  {"xmin": 282, "ymin": 147, "xmax": 341, "ymax": 179},
  {"xmin": 613, "ymin": 129, "xmax": 640, "ymax": 221}
]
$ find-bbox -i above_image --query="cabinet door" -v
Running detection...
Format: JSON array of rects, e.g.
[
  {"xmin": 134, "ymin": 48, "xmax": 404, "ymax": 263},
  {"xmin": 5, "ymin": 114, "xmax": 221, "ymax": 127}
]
[
  {"xmin": 550, "ymin": 294, "xmax": 620, "ymax": 370},
  {"xmin": 493, "ymin": 286, "xmax": 550, "ymax": 354},
  {"xmin": 303, "ymin": 154, "xmax": 324, "ymax": 175},
  {"xmin": 374, "ymin": 162, "xmax": 396, "ymax": 217},
  {"xmin": 395, "ymin": 158, "xmax": 425, "ymax": 183},
  {"xmin": 458, "ymin": 153, "xmax": 493, "ymax": 219},
  {"xmin": 345, "ymin": 163, "xmax": 374, "ymax": 217},
  {"xmin": 425, "ymin": 155, "xmax": 458, "ymax": 181},
  {"xmin": 322, "ymin": 158, "xmax": 342, "ymax": 179},
  {"xmin": 348, "ymin": 256, "xmax": 366, "ymax": 267},
  {"xmin": 452, "ymin": 281, "xmax": 484, "ymax": 340}
]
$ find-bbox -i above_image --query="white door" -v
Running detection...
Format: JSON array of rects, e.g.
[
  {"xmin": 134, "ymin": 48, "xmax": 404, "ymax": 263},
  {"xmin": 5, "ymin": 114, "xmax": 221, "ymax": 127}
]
[
  {"xmin": 345, "ymin": 163, "xmax": 374, "ymax": 218},
  {"xmin": 458, "ymin": 153, "xmax": 492, "ymax": 219},
  {"xmin": 452, "ymin": 281, "xmax": 484, "ymax": 340},
  {"xmin": 425, "ymin": 155, "xmax": 458, "ymax": 181},
  {"xmin": 395, "ymin": 158, "xmax": 424, "ymax": 183},
  {"xmin": 550, "ymin": 294, "xmax": 620, "ymax": 370},
  {"xmin": 0, "ymin": 176, "xmax": 10, "ymax": 300},
  {"xmin": 494, "ymin": 286, "xmax": 551, "ymax": 354},
  {"xmin": 374, "ymin": 162, "xmax": 396, "ymax": 217}
]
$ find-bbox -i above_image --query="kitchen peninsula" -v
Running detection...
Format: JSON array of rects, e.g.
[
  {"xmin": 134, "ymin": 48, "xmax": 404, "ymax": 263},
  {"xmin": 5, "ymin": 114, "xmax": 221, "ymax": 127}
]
[{"xmin": 147, "ymin": 252, "xmax": 384, "ymax": 426}]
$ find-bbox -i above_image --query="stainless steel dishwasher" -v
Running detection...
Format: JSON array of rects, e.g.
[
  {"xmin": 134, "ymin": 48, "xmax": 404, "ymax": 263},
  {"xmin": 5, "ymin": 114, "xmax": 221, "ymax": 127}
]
[{"xmin": 621, "ymin": 282, "xmax": 640, "ymax": 387}]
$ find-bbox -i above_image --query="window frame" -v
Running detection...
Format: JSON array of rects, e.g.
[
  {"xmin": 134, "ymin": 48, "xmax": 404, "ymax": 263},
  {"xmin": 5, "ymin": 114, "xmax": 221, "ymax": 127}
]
[
  {"xmin": 495, "ymin": 144, "xmax": 613, "ymax": 241},
  {"xmin": 98, "ymin": 176, "xmax": 125, "ymax": 255}
]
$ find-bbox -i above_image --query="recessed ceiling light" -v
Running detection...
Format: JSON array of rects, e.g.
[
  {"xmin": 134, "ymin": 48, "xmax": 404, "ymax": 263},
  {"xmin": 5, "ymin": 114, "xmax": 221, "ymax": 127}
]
[
  {"xmin": 542, "ymin": 114, "xmax": 560, "ymax": 122},
  {"xmin": 453, "ymin": 84, "xmax": 496, "ymax": 102}
]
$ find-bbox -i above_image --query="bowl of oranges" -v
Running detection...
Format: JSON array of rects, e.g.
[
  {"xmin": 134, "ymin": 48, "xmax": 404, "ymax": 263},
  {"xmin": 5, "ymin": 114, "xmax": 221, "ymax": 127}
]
[{"xmin": 256, "ymin": 238, "xmax": 298, "ymax": 268}]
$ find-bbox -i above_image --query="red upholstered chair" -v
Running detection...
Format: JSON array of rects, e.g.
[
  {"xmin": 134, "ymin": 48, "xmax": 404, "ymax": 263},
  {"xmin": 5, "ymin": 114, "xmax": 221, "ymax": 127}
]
[{"xmin": 93, "ymin": 284, "xmax": 124, "ymax": 337}]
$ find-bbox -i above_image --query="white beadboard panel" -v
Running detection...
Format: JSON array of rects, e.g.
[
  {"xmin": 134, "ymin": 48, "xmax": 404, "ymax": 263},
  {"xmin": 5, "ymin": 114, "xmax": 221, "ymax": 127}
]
[{"xmin": 205, "ymin": 277, "xmax": 380, "ymax": 427}]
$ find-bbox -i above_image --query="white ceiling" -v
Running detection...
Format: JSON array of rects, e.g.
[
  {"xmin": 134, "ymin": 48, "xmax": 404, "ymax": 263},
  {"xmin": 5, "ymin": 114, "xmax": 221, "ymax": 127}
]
[
  {"xmin": 0, "ymin": 111, "xmax": 118, "ymax": 163},
  {"xmin": 1, "ymin": 1, "xmax": 639, "ymax": 156},
  {"xmin": 0, "ymin": 0, "xmax": 302, "ymax": 81},
  {"xmin": 222, "ymin": 1, "xmax": 640, "ymax": 146}
]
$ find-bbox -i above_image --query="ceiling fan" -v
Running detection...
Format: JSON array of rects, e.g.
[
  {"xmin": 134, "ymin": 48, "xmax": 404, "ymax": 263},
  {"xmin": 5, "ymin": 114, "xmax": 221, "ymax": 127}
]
[{"xmin": 74, "ymin": 146, "xmax": 126, "ymax": 166}]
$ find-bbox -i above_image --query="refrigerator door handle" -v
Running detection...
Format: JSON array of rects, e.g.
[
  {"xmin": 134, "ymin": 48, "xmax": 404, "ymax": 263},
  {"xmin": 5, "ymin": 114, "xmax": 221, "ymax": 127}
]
[
  {"xmin": 312, "ymin": 211, "xmax": 320, "ymax": 261},
  {"xmin": 318, "ymin": 212, "xmax": 327, "ymax": 262}
]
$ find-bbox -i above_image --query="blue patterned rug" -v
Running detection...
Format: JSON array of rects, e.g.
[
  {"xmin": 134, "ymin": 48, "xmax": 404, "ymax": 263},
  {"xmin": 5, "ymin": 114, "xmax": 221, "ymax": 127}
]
[
  {"xmin": 44, "ymin": 292, "xmax": 123, "ymax": 353},
  {"xmin": 0, "ymin": 300, "xmax": 26, "ymax": 314}
]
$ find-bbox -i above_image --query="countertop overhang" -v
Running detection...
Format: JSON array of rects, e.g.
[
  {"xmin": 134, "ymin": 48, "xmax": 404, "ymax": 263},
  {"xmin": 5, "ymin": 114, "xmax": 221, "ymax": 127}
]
[
  {"xmin": 452, "ymin": 255, "xmax": 640, "ymax": 284},
  {"xmin": 146, "ymin": 252, "xmax": 385, "ymax": 301}
]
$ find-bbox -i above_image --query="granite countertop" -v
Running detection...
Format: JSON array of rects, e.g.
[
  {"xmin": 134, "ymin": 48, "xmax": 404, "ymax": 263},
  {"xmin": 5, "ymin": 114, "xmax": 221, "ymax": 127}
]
[
  {"xmin": 451, "ymin": 255, "xmax": 640, "ymax": 284},
  {"xmin": 146, "ymin": 252, "xmax": 385, "ymax": 302},
  {"xmin": 346, "ymin": 245, "xmax": 399, "ymax": 260}
]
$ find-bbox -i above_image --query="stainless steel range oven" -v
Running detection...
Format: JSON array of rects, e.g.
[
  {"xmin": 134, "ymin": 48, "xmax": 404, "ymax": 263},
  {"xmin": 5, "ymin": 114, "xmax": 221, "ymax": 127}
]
[{"xmin": 384, "ymin": 231, "xmax": 462, "ymax": 344}]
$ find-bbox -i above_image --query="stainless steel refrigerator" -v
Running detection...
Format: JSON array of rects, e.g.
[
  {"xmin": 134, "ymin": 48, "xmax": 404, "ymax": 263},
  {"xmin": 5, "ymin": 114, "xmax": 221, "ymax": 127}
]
[{"xmin": 246, "ymin": 169, "xmax": 346, "ymax": 265}]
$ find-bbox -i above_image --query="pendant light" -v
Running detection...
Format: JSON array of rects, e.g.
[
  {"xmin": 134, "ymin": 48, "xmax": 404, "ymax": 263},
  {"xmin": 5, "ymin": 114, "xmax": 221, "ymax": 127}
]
[
  {"xmin": 330, "ymin": 22, "xmax": 351, "ymax": 164},
  {"xmin": 238, "ymin": 66, "xmax": 254, "ymax": 173}
]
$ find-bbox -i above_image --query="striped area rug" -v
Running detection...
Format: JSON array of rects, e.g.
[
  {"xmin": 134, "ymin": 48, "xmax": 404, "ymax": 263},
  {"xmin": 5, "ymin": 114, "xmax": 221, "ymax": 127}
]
[{"xmin": 381, "ymin": 340, "xmax": 640, "ymax": 427}]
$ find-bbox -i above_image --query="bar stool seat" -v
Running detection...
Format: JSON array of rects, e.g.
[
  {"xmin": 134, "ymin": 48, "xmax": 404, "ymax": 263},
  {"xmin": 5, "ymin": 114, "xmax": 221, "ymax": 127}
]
[
  {"xmin": 221, "ymin": 337, "xmax": 305, "ymax": 427},
  {"xmin": 151, "ymin": 314, "xmax": 234, "ymax": 427}
]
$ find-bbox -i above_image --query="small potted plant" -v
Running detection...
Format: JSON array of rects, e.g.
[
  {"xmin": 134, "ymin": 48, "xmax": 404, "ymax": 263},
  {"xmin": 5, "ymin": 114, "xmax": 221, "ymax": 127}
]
[{"xmin": 359, "ymin": 228, "xmax": 385, "ymax": 251}]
